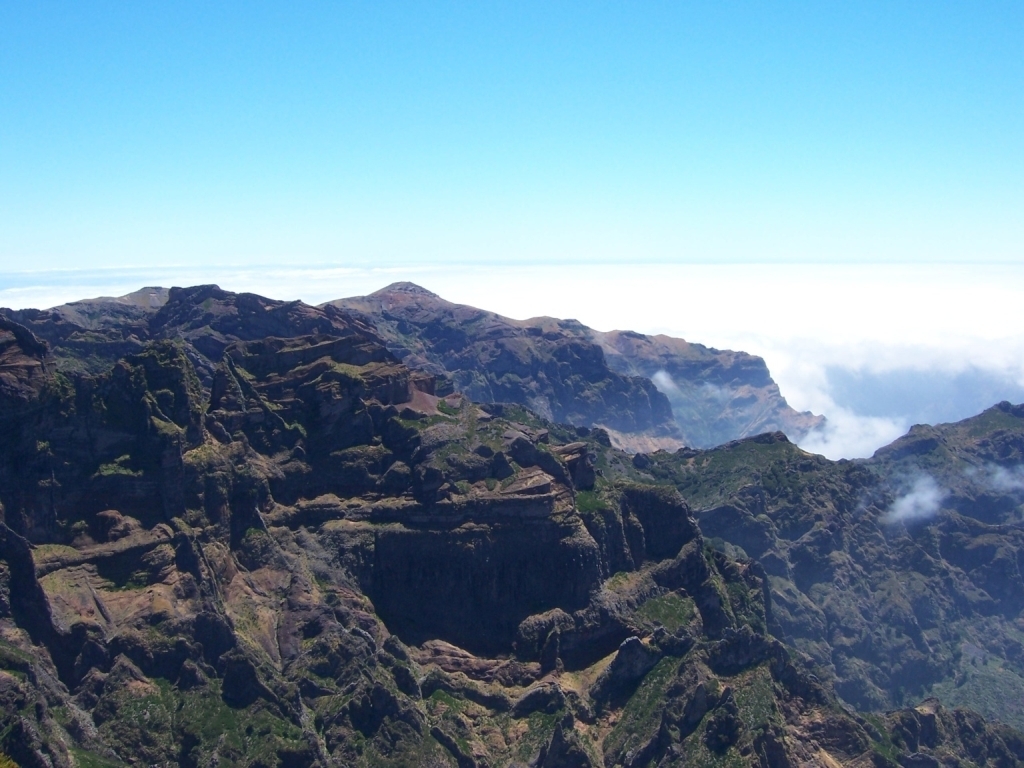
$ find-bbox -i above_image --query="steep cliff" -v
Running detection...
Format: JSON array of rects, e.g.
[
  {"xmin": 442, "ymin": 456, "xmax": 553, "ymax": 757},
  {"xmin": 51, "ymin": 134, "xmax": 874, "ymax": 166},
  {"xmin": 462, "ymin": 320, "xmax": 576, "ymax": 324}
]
[{"xmin": 593, "ymin": 329, "xmax": 823, "ymax": 449}]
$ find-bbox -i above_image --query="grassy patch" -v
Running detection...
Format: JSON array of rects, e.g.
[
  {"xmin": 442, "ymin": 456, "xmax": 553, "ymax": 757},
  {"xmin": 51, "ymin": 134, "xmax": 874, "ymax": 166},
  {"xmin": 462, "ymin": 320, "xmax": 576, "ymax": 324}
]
[
  {"xmin": 677, "ymin": 729, "xmax": 747, "ymax": 768},
  {"xmin": 90, "ymin": 676, "xmax": 305, "ymax": 766},
  {"xmin": 427, "ymin": 688, "xmax": 467, "ymax": 716},
  {"xmin": 725, "ymin": 579, "xmax": 765, "ymax": 634},
  {"xmin": 0, "ymin": 637, "xmax": 34, "ymax": 678},
  {"xmin": 604, "ymin": 656, "xmax": 680, "ymax": 759},
  {"xmin": 731, "ymin": 664, "xmax": 777, "ymax": 732},
  {"xmin": 513, "ymin": 711, "xmax": 560, "ymax": 763},
  {"xmin": 325, "ymin": 361, "xmax": 369, "ymax": 383},
  {"xmin": 363, "ymin": 733, "xmax": 455, "ymax": 767},
  {"xmin": 69, "ymin": 748, "xmax": 126, "ymax": 767},
  {"xmin": 0, "ymin": 646, "xmax": 29, "ymax": 682},
  {"xmin": 964, "ymin": 406, "xmax": 1024, "ymax": 438},
  {"xmin": 862, "ymin": 713, "xmax": 900, "ymax": 764},
  {"xmin": 93, "ymin": 551, "xmax": 151, "ymax": 591},
  {"xmin": 575, "ymin": 489, "xmax": 611, "ymax": 514},
  {"xmin": 149, "ymin": 415, "xmax": 184, "ymax": 438},
  {"xmin": 437, "ymin": 399, "xmax": 460, "ymax": 416},
  {"xmin": 94, "ymin": 454, "xmax": 143, "ymax": 478},
  {"xmin": 657, "ymin": 439, "xmax": 808, "ymax": 511},
  {"xmin": 184, "ymin": 443, "xmax": 224, "ymax": 468},
  {"xmin": 604, "ymin": 570, "xmax": 642, "ymax": 593},
  {"xmin": 398, "ymin": 414, "xmax": 449, "ymax": 431},
  {"xmin": 928, "ymin": 652, "xmax": 1024, "ymax": 731},
  {"xmin": 636, "ymin": 592, "xmax": 695, "ymax": 632}
]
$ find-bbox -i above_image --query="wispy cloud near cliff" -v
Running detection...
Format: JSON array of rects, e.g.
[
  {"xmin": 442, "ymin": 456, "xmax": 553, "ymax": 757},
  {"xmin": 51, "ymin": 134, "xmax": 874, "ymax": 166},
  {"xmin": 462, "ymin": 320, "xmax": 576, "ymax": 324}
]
[
  {"xmin": 797, "ymin": 405, "xmax": 906, "ymax": 461},
  {"xmin": 650, "ymin": 370, "xmax": 680, "ymax": 396},
  {"xmin": 882, "ymin": 475, "xmax": 948, "ymax": 525},
  {"xmin": 968, "ymin": 464, "xmax": 1024, "ymax": 494}
]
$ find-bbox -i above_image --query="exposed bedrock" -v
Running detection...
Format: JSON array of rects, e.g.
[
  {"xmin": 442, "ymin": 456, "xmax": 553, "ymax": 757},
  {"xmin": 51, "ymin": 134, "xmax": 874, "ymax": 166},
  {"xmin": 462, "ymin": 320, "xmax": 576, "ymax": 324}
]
[{"xmin": 357, "ymin": 518, "xmax": 601, "ymax": 656}]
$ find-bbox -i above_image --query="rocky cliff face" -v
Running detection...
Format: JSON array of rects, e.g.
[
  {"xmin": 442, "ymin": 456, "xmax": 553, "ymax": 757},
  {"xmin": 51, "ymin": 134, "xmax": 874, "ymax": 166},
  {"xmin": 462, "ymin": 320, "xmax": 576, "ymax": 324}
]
[
  {"xmin": 328, "ymin": 283, "xmax": 822, "ymax": 451},
  {"xmin": 0, "ymin": 285, "xmax": 1022, "ymax": 768},
  {"xmin": 329, "ymin": 283, "xmax": 684, "ymax": 451},
  {"xmin": 592, "ymin": 330, "xmax": 823, "ymax": 449}
]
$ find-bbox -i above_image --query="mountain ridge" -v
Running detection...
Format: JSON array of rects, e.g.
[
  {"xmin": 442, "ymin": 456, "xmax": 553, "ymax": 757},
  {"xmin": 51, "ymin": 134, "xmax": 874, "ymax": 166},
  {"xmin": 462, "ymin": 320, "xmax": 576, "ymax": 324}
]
[
  {"xmin": 329, "ymin": 281, "xmax": 823, "ymax": 451},
  {"xmin": 4, "ymin": 281, "xmax": 823, "ymax": 452}
]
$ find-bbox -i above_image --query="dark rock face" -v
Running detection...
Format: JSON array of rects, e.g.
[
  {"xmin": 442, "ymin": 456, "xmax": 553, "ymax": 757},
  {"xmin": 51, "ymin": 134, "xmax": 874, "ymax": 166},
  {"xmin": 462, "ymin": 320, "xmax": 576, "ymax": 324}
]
[
  {"xmin": 364, "ymin": 520, "xmax": 601, "ymax": 655},
  {"xmin": 329, "ymin": 282, "xmax": 683, "ymax": 450},
  {"xmin": 0, "ymin": 283, "xmax": 1023, "ymax": 768},
  {"xmin": 0, "ymin": 317, "xmax": 50, "ymax": 411},
  {"xmin": 590, "ymin": 635, "xmax": 661, "ymax": 707},
  {"xmin": 329, "ymin": 282, "xmax": 823, "ymax": 450},
  {"xmin": 703, "ymin": 686, "xmax": 742, "ymax": 752},
  {"xmin": 533, "ymin": 713, "xmax": 594, "ymax": 768}
]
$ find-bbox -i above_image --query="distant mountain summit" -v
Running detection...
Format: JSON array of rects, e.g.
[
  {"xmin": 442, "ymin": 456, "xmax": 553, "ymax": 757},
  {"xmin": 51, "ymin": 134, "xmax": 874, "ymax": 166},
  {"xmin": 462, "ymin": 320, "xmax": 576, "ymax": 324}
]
[{"xmin": 328, "ymin": 282, "xmax": 822, "ymax": 450}]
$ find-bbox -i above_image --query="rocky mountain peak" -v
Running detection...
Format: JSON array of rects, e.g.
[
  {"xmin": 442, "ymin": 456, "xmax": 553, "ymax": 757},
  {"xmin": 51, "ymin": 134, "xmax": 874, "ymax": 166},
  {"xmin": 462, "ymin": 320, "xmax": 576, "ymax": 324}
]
[{"xmin": 369, "ymin": 281, "xmax": 443, "ymax": 299}]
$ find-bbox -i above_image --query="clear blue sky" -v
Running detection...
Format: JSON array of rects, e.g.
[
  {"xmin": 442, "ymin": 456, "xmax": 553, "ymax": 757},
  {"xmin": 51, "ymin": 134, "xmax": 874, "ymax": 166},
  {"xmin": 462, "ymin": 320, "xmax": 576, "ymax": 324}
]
[{"xmin": 2, "ymin": 2, "xmax": 1022, "ymax": 270}]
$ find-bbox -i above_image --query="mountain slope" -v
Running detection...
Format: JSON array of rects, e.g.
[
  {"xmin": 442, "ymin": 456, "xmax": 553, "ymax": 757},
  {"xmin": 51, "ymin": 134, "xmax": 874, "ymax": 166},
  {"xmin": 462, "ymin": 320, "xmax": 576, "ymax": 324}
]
[
  {"xmin": 0, "ymin": 308, "xmax": 889, "ymax": 767},
  {"xmin": 328, "ymin": 282, "xmax": 822, "ymax": 451},
  {"xmin": 5, "ymin": 282, "xmax": 822, "ymax": 452},
  {"xmin": 1, "ymin": 284, "xmax": 1022, "ymax": 767},
  {"xmin": 328, "ymin": 283, "xmax": 682, "ymax": 451},
  {"xmin": 632, "ymin": 403, "xmax": 1024, "ymax": 726}
]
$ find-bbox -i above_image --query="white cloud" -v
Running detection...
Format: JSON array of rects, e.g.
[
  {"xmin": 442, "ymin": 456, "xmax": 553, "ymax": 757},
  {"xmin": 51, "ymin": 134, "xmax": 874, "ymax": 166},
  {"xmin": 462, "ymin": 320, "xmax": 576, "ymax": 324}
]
[
  {"xmin": 882, "ymin": 475, "xmax": 948, "ymax": 525},
  {"xmin": 698, "ymin": 382, "xmax": 734, "ymax": 405},
  {"xmin": 987, "ymin": 466, "xmax": 1024, "ymax": 493},
  {"xmin": 968, "ymin": 464, "xmax": 1024, "ymax": 494},
  {"xmin": 651, "ymin": 371, "xmax": 733, "ymax": 408},
  {"xmin": 797, "ymin": 407, "xmax": 906, "ymax": 461},
  {"xmin": 650, "ymin": 370, "xmax": 680, "ymax": 396}
]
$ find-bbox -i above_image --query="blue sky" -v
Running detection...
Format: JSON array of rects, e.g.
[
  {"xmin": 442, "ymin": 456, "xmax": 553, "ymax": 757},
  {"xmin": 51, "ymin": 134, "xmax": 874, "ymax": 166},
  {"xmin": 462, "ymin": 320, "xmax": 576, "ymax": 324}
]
[{"xmin": 2, "ymin": 2, "xmax": 1022, "ymax": 269}]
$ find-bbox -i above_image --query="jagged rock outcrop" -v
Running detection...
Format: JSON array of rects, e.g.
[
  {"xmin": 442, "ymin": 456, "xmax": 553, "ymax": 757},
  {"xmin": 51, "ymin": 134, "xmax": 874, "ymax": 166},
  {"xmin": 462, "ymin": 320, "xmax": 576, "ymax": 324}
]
[{"xmin": 0, "ymin": 316, "xmax": 50, "ymax": 411}]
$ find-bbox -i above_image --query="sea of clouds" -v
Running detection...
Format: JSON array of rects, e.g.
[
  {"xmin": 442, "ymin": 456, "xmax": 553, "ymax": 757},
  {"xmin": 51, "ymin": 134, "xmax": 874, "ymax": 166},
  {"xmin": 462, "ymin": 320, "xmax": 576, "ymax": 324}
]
[{"xmin": 3, "ymin": 262, "xmax": 1024, "ymax": 461}]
